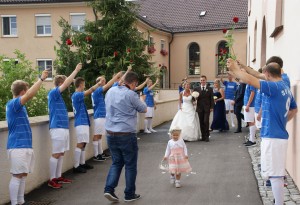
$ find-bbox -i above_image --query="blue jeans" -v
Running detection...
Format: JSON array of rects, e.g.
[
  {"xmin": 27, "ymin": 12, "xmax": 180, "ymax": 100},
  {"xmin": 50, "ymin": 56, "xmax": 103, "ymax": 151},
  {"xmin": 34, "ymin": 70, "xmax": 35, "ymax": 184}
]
[{"xmin": 104, "ymin": 133, "xmax": 138, "ymax": 198}]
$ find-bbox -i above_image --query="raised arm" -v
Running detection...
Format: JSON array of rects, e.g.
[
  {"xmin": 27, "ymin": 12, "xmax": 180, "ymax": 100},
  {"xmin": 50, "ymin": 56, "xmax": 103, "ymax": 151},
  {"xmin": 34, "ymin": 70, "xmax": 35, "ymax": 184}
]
[
  {"xmin": 227, "ymin": 59, "xmax": 260, "ymax": 89},
  {"xmin": 103, "ymin": 71, "xmax": 122, "ymax": 92},
  {"xmin": 148, "ymin": 78, "xmax": 160, "ymax": 91},
  {"xmin": 20, "ymin": 70, "xmax": 48, "ymax": 105},
  {"xmin": 84, "ymin": 81, "xmax": 102, "ymax": 96},
  {"xmin": 59, "ymin": 63, "xmax": 82, "ymax": 93},
  {"xmin": 119, "ymin": 65, "xmax": 133, "ymax": 85},
  {"xmin": 238, "ymin": 61, "xmax": 266, "ymax": 80},
  {"xmin": 136, "ymin": 77, "xmax": 150, "ymax": 91}
]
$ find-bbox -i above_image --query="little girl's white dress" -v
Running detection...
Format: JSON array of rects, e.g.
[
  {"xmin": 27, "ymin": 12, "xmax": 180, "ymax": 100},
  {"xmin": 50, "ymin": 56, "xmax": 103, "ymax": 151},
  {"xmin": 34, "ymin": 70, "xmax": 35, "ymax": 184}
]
[{"xmin": 164, "ymin": 138, "xmax": 192, "ymax": 174}]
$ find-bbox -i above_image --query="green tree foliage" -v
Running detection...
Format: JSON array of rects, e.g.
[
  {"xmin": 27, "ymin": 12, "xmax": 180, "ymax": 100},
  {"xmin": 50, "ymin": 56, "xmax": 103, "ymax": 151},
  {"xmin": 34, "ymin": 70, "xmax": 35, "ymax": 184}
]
[
  {"xmin": 0, "ymin": 50, "xmax": 48, "ymax": 121},
  {"xmin": 54, "ymin": 0, "xmax": 153, "ymax": 110}
]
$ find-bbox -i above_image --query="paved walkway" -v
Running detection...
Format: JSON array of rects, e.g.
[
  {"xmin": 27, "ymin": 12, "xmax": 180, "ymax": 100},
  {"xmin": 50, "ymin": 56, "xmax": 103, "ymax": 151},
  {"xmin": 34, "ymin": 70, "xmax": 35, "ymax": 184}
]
[{"xmin": 21, "ymin": 122, "xmax": 263, "ymax": 205}]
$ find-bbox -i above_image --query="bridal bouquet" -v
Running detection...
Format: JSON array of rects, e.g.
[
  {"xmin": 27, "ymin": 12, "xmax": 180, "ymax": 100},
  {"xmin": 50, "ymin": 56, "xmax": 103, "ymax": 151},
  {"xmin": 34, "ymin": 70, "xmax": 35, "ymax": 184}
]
[{"xmin": 191, "ymin": 91, "xmax": 199, "ymax": 98}]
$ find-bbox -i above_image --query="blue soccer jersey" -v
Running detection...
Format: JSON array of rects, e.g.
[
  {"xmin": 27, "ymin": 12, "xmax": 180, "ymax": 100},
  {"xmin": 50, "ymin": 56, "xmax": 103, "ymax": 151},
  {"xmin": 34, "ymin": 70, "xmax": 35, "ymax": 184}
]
[
  {"xmin": 48, "ymin": 87, "xmax": 69, "ymax": 129},
  {"xmin": 143, "ymin": 87, "xmax": 155, "ymax": 107},
  {"xmin": 260, "ymin": 80, "xmax": 297, "ymax": 139},
  {"xmin": 254, "ymin": 89, "xmax": 262, "ymax": 113},
  {"xmin": 6, "ymin": 97, "xmax": 32, "ymax": 149},
  {"xmin": 92, "ymin": 87, "xmax": 106, "ymax": 119},
  {"xmin": 281, "ymin": 73, "xmax": 291, "ymax": 88},
  {"xmin": 244, "ymin": 84, "xmax": 257, "ymax": 107},
  {"xmin": 72, "ymin": 92, "xmax": 90, "ymax": 127},
  {"xmin": 223, "ymin": 81, "xmax": 237, "ymax": 100}
]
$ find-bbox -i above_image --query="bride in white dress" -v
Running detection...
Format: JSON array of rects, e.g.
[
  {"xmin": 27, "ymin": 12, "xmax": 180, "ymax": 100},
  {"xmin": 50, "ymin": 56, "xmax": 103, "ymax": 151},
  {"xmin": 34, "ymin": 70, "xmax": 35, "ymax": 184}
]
[{"xmin": 169, "ymin": 82, "xmax": 201, "ymax": 141}]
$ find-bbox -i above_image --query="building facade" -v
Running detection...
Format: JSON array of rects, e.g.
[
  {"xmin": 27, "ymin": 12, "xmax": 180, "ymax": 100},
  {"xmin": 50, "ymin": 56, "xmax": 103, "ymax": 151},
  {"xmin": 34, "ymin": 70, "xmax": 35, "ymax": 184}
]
[
  {"xmin": 0, "ymin": 0, "xmax": 248, "ymax": 89},
  {"xmin": 248, "ymin": 0, "xmax": 300, "ymax": 187}
]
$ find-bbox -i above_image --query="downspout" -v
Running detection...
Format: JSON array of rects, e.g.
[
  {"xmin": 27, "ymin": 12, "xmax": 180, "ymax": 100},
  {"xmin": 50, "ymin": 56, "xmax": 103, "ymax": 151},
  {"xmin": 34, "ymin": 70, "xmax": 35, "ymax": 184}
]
[{"xmin": 168, "ymin": 32, "xmax": 174, "ymax": 88}]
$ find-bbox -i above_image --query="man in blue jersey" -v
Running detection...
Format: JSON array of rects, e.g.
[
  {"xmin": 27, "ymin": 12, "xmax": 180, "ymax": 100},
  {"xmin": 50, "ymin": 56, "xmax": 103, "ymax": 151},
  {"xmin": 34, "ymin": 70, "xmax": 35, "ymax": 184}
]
[
  {"xmin": 143, "ymin": 78, "xmax": 159, "ymax": 133},
  {"xmin": 243, "ymin": 82, "xmax": 257, "ymax": 147},
  {"xmin": 254, "ymin": 68, "xmax": 263, "ymax": 130},
  {"xmin": 227, "ymin": 59, "xmax": 297, "ymax": 205},
  {"xmin": 91, "ymin": 72, "xmax": 122, "ymax": 161},
  {"xmin": 221, "ymin": 74, "xmax": 237, "ymax": 128},
  {"xmin": 72, "ymin": 77, "xmax": 102, "ymax": 173},
  {"xmin": 104, "ymin": 71, "xmax": 147, "ymax": 202},
  {"xmin": 47, "ymin": 63, "xmax": 82, "ymax": 189},
  {"xmin": 6, "ymin": 70, "xmax": 48, "ymax": 205}
]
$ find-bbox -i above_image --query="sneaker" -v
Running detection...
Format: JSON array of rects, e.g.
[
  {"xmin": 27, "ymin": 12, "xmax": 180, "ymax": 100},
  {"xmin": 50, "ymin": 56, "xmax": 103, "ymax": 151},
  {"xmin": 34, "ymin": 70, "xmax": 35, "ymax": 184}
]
[
  {"xmin": 80, "ymin": 163, "xmax": 94, "ymax": 169},
  {"xmin": 48, "ymin": 179, "xmax": 62, "ymax": 189},
  {"xmin": 243, "ymin": 140, "xmax": 250, "ymax": 145},
  {"xmin": 245, "ymin": 141, "xmax": 256, "ymax": 147},
  {"xmin": 101, "ymin": 153, "xmax": 111, "ymax": 159},
  {"xmin": 56, "ymin": 177, "xmax": 72, "ymax": 184},
  {"xmin": 144, "ymin": 129, "xmax": 151, "ymax": 134},
  {"xmin": 266, "ymin": 179, "xmax": 271, "ymax": 187},
  {"xmin": 175, "ymin": 181, "xmax": 181, "ymax": 188},
  {"xmin": 73, "ymin": 166, "xmax": 86, "ymax": 173},
  {"xmin": 104, "ymin": 192, "xmax": 119, "ymax": 202},
  {"xmin": 170, "ymin": 176, "xmax": 175, "ymax": 184},
  {"xmin": 93, "ymin": 155, "xmax": 106, "ymax": 162},
  {"xmin": 124, "ymin": 194, "xmax": 141, "ymax": 202},
  {"xmin": 149, "ymin": 128, "xmax": 157, "ymax": 133}
]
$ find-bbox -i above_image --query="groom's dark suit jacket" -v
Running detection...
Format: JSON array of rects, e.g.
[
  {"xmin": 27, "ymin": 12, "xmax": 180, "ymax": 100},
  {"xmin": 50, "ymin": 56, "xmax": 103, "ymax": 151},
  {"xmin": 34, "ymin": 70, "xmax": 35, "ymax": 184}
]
[
  {"xmin": 194, "ymin": 85, "xmax": 214, "ymax": 140},
  {"xmin": 194, "ymin": 86, "xmax": 214, "ymax": 113}
]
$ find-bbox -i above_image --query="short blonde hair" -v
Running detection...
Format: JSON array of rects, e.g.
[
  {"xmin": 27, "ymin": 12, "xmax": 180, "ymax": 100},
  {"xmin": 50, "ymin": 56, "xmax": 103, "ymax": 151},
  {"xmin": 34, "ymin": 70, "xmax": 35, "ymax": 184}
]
[
  {"xmin": 54, "ymin": 75, "xmax": 67, "ymax": 87},
  {"xmin": 11, "ymin": 80, "xmax": 29, "ymax": 96},
  {"xmin": 169, "ymin": 126, "xmax": 182, "ymax": 134}
]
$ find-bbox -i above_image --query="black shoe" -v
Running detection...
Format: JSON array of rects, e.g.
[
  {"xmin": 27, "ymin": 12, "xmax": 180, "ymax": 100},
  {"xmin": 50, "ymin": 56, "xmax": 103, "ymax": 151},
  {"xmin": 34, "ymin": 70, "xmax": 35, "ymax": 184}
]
[
  {"xmin": 101, "ymin": 153, "xmax": 111, "ymax": 159},
  {"xmin": 104, "ymin": 192, "xmax": 119, "ymax": 202},
  {"xmin": 73, "ymin": 166, "xmax": 86, "ymax": 173},
  {"xmin": 243, "ymin": 140, "xmax": 250, "ymax": 145},
  {"xmin": 124, "ymin": 194, "xmax": 141, "ymax": 202},
  {"xmin": 80, "ymin": 163, "xmax": 94, "ymax": 169},
  {"xmin": 93, "ymin": 155, "xmax": 106, "ymax": 162},
  {"xmin": 234, "ymin": 130, "xmax": 242, "ymax": 133},
  {"xmin": 245, "ymin": 141, "xmax": 256, "ymax": 147}
]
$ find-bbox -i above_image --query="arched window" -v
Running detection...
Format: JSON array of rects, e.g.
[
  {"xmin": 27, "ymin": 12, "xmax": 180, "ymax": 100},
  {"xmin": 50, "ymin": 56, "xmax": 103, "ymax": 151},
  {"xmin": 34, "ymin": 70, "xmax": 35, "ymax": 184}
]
[
  {"xmin": 217, "ymin": 41, "xmax": 229, "ymax": 75},
  {"xmin": 188, "ymin": 42, "xmax": 200, "ymax": 76}
]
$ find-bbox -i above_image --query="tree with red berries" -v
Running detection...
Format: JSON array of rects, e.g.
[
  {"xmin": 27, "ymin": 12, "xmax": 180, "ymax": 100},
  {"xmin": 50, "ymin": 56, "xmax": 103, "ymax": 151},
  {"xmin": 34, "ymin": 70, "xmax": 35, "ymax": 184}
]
[{"xmin": 54, "ymin": 0, "xmax": 152, "ymax": 110}]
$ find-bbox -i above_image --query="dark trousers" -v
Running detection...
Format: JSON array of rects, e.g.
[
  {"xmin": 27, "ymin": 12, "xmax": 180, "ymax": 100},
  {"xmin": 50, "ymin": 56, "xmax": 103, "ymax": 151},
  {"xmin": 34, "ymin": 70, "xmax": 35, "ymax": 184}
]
[
  {"xmin": 198, "ymin": 111, "xmax": 210, "ymax": 140},
  {"xmin": 234, "ymin": 105, "xmax": 244, "ymax": 131},
  {"xmin": 104, "ymin": 133, "xmax": 138, "ymax": 198}
]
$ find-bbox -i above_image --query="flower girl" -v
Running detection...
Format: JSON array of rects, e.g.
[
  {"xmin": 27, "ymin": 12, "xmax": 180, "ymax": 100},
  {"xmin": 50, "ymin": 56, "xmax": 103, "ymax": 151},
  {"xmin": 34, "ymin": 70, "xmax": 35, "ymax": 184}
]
[{"xmin": 163, "ymin": 127, "xmax": 192, "ymax": 188}]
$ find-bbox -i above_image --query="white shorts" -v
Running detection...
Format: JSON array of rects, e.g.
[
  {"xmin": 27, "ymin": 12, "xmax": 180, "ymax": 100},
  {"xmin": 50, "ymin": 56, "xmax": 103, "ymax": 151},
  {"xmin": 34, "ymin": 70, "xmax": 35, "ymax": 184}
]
[
  {"xmin": 8, "ymin": 148, "xmax": 35, "ymax": 174},
  {"xmin": 225, "ymin": 99, "xmax": 234, "ymax": 111},
  {"xmin": 243, "ymin": 106, "xmax": 255, "ymax": 122},
  {"xmin": 261, "ymin": 138, "xmax": 288, "ymax": 179},
  {"xmin": 75, "ymin": 125, "xmax": 90, "ymax": 143},
  {"xmin": 94, "ymin": 118, "xmax": 106, "ymax": 135},
  {"xmin": 254, "ymin": 113, "xmax": 262, "ymax": 129},
  {"xmin": 50, "ymin": 128, "xmax": 70, "ymax": 154},
  {"xmin": 145, "ymin": 107, "xmax": 155, "ymax": 118}
]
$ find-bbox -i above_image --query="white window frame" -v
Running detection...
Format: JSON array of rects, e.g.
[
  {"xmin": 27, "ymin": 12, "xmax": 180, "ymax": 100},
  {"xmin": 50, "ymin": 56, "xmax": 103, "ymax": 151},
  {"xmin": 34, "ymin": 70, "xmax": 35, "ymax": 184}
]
[
  {"xmin": 37, "ymin": 59, "xmax": 53, "ymax": 80},
  {"xmin": 70, "ymin": 13, "xmax": 86, "ymax": 31},
  {"xmin": 35, "ymin": 14, "xmax": 52, "ymax": 36},
  {"xmin": 1, "ymin": 15, "xmax": 17, "ymax": 37}
]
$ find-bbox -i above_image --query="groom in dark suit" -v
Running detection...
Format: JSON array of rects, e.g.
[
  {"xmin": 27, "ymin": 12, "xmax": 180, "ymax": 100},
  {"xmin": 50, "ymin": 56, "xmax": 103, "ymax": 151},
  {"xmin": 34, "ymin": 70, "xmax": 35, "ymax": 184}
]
[{"xmin": 194, "ymin": 75, "xmax": 214, "ymax": 142}]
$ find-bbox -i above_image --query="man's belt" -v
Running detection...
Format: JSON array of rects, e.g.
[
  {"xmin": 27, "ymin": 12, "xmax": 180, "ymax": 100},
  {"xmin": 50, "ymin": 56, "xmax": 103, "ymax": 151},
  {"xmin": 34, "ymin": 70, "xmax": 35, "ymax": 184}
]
[{"xmin": 106, "ymin": 131, "xmax": 132, "ymax": 136}]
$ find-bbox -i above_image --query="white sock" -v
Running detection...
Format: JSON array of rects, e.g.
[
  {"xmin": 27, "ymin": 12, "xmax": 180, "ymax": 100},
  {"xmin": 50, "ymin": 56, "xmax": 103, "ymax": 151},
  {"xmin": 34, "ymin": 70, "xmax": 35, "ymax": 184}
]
[
  {"xmin": 9, "ymin": 176, "xmax": 21, "ymax": 205},
  {"xmin": 230, "ymin": 112, "xmax": 235, "ymax": 126},
  {"xmin": 80, "ymin": 150, "xmax": 86, "ymax": 165},
  {"xmin": 144, "ymin": 119, "xmax": 148, "ymax": 131},
  {"xmin": 270, "ymin": 177, "xmax": 284, "ymax": 205},
  {"xmin": 56, "ymin": 156, "xmax": 63, "ymax": 178},
  {"xmin": 74, "ymin": 148, "xmax": 81, "ymax": 168},
  {"xmin": 17, "ymin": 176, "xmax": 26, "ymax": 204},
  {"xmin": 98, "ymin": 138, "xmax": 103, "ymax": 155},
  {"xmin": 249, "ymin": 125, "xmax": 257, "ymax": 142},
  {"xmin": 49, "ymin": 157, "xmax": 58, "ymax": 180},
  {"xmin": 93, "ymin": 141, "xmax": 99, "ymax": 157},
  {"xmin": 148, "ymin": 119, "xmax": 153, "ymax": 129}
]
